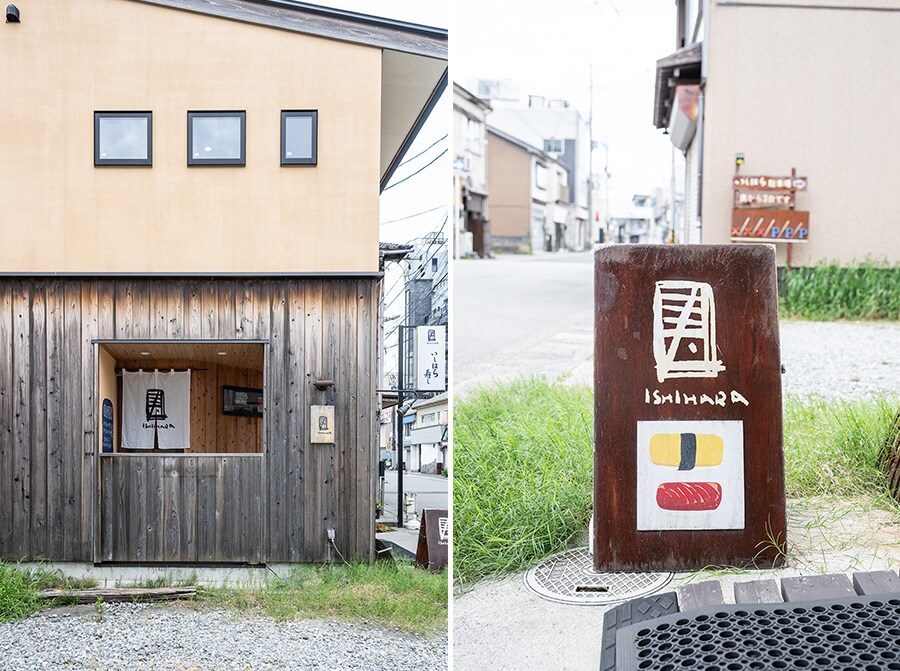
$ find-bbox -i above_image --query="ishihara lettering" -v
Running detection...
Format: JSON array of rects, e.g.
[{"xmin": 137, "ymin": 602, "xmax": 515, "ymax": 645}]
[
  {"xmin": 644, "ymin": 388, "xmax": 749, "ymax": 407},
  {"xmin": 142, "ymin": 422, "xmax": 177, "ymax": 429}
]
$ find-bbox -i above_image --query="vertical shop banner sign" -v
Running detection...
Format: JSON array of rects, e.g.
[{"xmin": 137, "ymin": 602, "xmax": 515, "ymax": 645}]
[
  {"xmin": 416, "ymin": 326, "xmax": 446, "ymax": 391},
  {"xmin": 122, "ymin": 370, "xmax": 191, "ymax": 449}
]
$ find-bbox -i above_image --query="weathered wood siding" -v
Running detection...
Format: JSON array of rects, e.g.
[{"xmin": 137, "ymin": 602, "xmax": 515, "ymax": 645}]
[
  {"xmin": 100, "ymin": 455, "xmax": 263, "ymax": 563},
  {"xmin": 0, "ymin": 278, "xmax": 379, "ymax": 563}
]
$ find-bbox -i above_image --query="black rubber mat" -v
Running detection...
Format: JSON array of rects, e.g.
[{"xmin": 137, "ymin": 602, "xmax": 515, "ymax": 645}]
[
  {"xmin": 599, "ymin": 592, "xmax": 679, "ymax": 671},
  {"xmin": 616, "ymin": 593, "xmax": 900, "ymax": 671}
]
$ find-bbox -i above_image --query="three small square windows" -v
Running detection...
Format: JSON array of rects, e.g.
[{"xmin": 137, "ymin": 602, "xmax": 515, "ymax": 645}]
[{"xmin": 93, "ymin": 110, "xmax": 318, "ymax": 167}]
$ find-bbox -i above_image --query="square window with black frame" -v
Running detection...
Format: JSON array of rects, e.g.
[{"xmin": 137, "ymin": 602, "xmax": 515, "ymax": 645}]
[
  {"xmin": 188, "ymin": 111, "xmax": 246, "ymax": 166},
  {"xmin": 281, "ymin": 110, "xmax": 317, "ymax": 166},
  {"xmin": 94, "ymin": 112, "xmax": 152, "ymax": 166}
]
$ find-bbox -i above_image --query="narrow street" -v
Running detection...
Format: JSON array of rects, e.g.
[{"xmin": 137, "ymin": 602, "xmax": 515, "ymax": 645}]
[
  {"xmin": 453, "ymin": 252, "xmax": 595, "ymax": 395},
  {"xmin": 380, "ymin": 470, "xmax": 449, "ymax": 524}
]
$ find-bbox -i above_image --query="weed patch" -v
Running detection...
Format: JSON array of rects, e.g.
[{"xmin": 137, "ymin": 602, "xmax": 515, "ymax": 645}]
[
  {"xmin": 199, "ymin": 562, "xmax": 446, "ymax": 634},
  {"xmin": 780, "ymin": 262, "xmax": 900, "ymax": 321},
  {"xmin": 453, "ymin": 379, "xmax": 593, "ymax": 584}
]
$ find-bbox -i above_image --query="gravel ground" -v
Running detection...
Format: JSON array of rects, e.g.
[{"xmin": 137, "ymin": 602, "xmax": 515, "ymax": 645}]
[
  {"xmin": 0, "ymin": 603, "xmax": 447, "ymax": 671},
  {"xmin": 780, "ymin": 320, "xmax": 900, "ymax": 399}
]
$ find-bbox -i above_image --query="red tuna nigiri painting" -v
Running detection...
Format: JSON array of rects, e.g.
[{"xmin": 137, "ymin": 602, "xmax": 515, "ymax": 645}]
[{"xmin": 656, "ymin": 482, "xmax": 722, "ymax": 511}]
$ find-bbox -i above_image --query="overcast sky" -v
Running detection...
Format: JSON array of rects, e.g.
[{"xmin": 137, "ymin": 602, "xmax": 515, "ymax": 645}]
[{"xmin": 452, "ymin": 0, "xmax": 676, "ymax": 204}]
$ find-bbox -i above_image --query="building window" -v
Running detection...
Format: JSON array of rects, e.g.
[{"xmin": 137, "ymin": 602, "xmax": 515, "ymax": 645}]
[
  {"xmin": 188, "ymin": 111, "xmax": 246, "ymax": 166},
  {"xmin": 544, "ymin": 138, "xmax": 563, "ymax": 154},
  {"xmin": 94, "ymin": 112, "xmax": 152, "ymax": 166},
  {"xmin": 535, "ymin": 163, "xmax": 548, "ymax": 190},
  {"xmin": 281, "ymin": 110, "xmax": 317, "ymax": 166}
]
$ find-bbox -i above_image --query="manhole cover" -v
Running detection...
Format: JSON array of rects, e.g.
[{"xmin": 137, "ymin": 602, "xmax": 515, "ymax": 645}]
[{"xmin": 524, "ymin": 547, "xmax": 673, "ymax": 606}]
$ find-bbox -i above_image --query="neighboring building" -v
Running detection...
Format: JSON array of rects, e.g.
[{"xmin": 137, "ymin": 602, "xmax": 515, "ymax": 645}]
[
  {"xmin": 487, "ymin": 95, "xmax": 592, "ymax": 251},
  {"xmin": 406, "ymin": 393, "xmax": 448, "ymax": 474},
  {"xmin": 609, "ymin": 192, "xmax": 671, "ymax": 244},
  {"xmin": 487, "ymin": 127, "xmax": 570, "ymax": 253},
  {"xmin": 0, "ymin": 0, "xmax": 446, "ymax": 565},
  {"xmin": 653, "ymin": 0, "xmax": 900, "ymax": 265},
  {"xmin": 404, "ymin": 233, "xmax": 449, "ymax": 328},
  {"xmin": 453, "ymin": 83, "xmax": 492, "ymax": 258}
]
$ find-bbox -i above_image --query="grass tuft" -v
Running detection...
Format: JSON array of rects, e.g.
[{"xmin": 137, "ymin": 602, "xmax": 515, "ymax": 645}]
[
  {"xmin": 783, "ymin": 395, "xmax": 899, "ymax": 503},
  {"xmin": 453, "ymin": 379, "xmax": 593, "ymax": 585},
  {"xmin": 0, "ymin": 564, "xmax": 97, "ymax": 622},
  {"xmin": 780, "ymin": 262, "xmax": 900, "ymax": 321},
  {"xmin": 199, "ymin": 561, "xmax": 446, "ymax": 634}
]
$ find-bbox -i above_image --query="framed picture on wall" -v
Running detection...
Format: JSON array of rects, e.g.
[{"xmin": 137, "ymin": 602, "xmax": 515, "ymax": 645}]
[{"xmin": 223, "ymin": 385, "xmax": 263, "ymax": 418}]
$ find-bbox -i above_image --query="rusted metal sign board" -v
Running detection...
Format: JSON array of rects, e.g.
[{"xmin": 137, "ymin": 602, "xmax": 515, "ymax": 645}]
[
  {"xmin": 731, "ymin": 209, "xmax": 810, "ymax": 242},
  {"xmin": 593, "ymin": 245, "xmax": 786, "ymax": 571},
  {"xmin": 732, "ymin": 175, "xmax": 807, "ymax": 191}
]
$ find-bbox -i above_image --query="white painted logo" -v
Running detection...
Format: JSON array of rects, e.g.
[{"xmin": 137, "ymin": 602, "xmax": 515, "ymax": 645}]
[{"xmin": 652, "ymin": 281, "xmax": 725, "ymax": 384}]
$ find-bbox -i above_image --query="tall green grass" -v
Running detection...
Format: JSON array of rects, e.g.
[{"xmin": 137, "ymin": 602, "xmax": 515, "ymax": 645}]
[
  {"xmin": 780, "ymin": 262, "xmax": 900, "ymax": 320},
  {"xmin": 783, "ymin": 395, "xmax": 898, "ymax": 501},
  {"xmin": 453, "ymin": 379, "xmax": 899, "ymax": 584},
  {"xmin": 0, "ymin": 564, "xmax": 96, "ymax": 622},
  {"xmin": 453, "ymin": 380, "xmax": 593, "ymax": 584},
  {"xmin": 200, "ymin": 561, "xmax": 447, "ymax": 634}
]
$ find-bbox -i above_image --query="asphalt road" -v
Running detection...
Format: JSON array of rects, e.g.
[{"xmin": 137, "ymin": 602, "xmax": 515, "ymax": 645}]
[
  {"xmin": 454, "ymin": 250, "xmax": 900, "ymax": 399},
  {"xmin": 379, "ymin": 470, "xmax": 449, "ymax": 524},
  {"xmin": 454, "ymin": 252, "xmax": 595, "ymax": 394}
]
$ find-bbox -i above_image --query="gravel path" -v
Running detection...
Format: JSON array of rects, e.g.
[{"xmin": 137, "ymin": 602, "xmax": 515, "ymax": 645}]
[
  {"xmin": 780, "ymin": 320, "xmax": 900, "ymax": 400},
  {"xmin": 0, "ymin": 604, "xmax": 447, "ymax": 671}
]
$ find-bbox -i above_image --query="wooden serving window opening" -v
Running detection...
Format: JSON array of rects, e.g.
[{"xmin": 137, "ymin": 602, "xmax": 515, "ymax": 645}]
[{"xmin": 97, "ymin": 342, "xmax": 264, "ymax": 455}]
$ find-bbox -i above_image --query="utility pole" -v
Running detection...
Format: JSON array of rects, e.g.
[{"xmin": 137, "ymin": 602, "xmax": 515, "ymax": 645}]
[
  {"xmin": 588, "ymin": 64, "xmax": 594, "ymax": 246},
  {"xmin": 396, "ymin": 326, "xmax": 406, "ymax": 528}
]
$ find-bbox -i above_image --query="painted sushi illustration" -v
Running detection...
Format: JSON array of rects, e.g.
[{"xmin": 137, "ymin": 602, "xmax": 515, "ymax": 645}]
[
  {"xmin": 649, "ymin": 433, "xmax": 723, "ymax": 470},
  {"xmin": 656, "ymin": 482, "xmax": 723, "ymax": 511},
  {"xmin": 637, "ymin": 420, "xmax": 744, "ymax": 531}
]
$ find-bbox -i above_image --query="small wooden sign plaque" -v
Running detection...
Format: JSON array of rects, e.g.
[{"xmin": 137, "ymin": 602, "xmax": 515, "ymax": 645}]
[{"xmin": 593, "ymin": 245, "xmax": 786, "ymax": 571}]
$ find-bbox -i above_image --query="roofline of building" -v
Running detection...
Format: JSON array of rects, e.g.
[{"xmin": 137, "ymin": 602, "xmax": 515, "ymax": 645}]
[
  {"xmin": 486, "ymin": 125, "xmax": 566, "ymax": 169},
  {"xmin": 128, "ymin": 0, "xmax": 447, "ymax": 59},
  {"xmin": 380, "ymin": 67, "xmax": 449, "ymax": 193},
  {"xmin": 453, "ymin": 82, "xmax": 492, "ymax": 112},
  {"xmin": 0, "ymin": 271, "xmax": 385, "ymax": 278}
]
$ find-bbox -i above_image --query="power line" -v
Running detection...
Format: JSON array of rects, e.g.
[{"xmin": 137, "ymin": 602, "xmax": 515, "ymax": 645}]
[
  {"xmin": 384, "ymin": 270, "xmax": 449, "ymax": 341},
  {"xmin": 381, "ymin": 215, "xmax": 448, "ymax": 309},
  {"xmin": 383, "ymin": 148, "xmax": 448, "ymax": 191},
  {"xmin": 398, "ymin": 134, "xmax": 448, "ymax": 167},
  {"xmin": 380, "ymin": 204, "xmax": 447, "ymax": 226},
  {"xmin": 381, "ymin": 216, "xmax": 449, "ymax": 313}
]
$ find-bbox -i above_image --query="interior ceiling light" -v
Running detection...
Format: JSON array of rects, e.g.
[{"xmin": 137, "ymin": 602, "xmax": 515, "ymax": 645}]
[
  {"xmin": 217, "ymin": 352, "xmax": 227, "ymax": 356},
  {"xmin": 204, "ymin": 146, "xmax": 213, "ymax": 152},
  {"xmin": 140, "ymin": 352, "xmax": 151, "ymax": 356}
]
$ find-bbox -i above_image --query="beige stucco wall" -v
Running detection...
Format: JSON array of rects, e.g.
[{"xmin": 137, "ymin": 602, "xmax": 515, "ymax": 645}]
[
  {"xmin": 487, "ymin": 134, "xmax": 531, "ymax": 241},
  {"xmin": 702, "ymin": 2, "xmax": 900, "ymax": 266},
  {"xmin": 0, "ymin": 0, "xmax": 381, "ymax": 273}
]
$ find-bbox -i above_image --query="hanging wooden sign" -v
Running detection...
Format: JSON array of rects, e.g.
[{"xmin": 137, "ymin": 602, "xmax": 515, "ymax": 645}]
[{"xmin": 593, "ymin": 244, "xmax": 786, "ymax": 571}]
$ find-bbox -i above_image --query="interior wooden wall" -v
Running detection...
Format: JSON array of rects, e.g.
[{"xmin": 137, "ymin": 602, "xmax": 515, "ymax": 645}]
[
  {"xmin": 0, "ymin": 278, "xmax": 378, "ymax": 564},
  {"xmin": 113, "ymin": 360, "xmax": 263, "ymax": 454}
]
